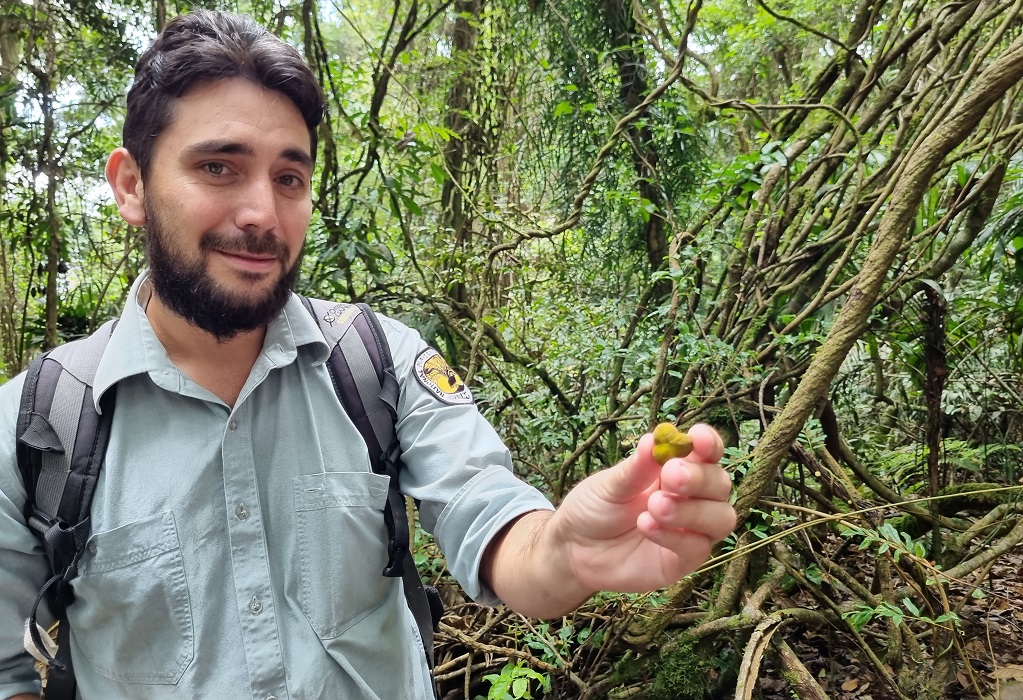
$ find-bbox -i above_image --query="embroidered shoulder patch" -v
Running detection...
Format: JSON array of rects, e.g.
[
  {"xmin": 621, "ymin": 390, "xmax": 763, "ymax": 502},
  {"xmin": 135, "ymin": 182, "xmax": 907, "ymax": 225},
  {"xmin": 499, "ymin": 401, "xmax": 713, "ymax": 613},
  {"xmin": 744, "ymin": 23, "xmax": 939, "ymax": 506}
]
[
  {"xmin": 322, "ymin": 303, "xmax": 358, "ymax": 327},
  {"xmin": 413, "ymin": 348, "xmax": 473, "ymax": 405}
]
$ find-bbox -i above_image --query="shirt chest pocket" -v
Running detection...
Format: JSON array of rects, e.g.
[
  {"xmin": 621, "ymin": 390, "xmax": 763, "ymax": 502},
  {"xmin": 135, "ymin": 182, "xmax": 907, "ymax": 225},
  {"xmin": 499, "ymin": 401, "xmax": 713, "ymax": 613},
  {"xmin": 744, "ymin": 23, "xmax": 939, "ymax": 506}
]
[
  {"xmin": 68, "ymin": 511, "xmax": 194, "ymax": 684},
  {"xmin": 294, "ymin": 471, "xmax": 392, "ymax": 639}
]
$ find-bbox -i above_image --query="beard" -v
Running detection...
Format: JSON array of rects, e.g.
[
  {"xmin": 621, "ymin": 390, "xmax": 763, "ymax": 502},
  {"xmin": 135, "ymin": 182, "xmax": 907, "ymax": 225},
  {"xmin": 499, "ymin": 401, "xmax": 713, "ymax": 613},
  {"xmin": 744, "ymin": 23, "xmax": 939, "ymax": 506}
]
[{"xmin": 144, "ymin": 200, "xmax": 302, "ymax": 342}]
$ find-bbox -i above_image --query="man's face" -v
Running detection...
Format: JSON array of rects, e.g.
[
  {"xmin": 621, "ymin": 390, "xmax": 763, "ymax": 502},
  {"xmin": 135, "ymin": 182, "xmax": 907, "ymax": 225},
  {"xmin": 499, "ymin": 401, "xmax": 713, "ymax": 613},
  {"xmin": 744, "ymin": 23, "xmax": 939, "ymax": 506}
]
[{"xmin": 139, "ymin": 78, "xmax": 315, "ymax": 340}]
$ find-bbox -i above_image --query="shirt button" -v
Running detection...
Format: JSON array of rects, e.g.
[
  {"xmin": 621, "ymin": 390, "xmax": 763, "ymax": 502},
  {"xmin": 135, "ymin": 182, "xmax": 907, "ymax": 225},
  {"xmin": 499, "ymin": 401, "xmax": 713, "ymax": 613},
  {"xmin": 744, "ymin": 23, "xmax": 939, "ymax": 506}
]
[
  {"xmin": 86, "ymin": 541, "xmax": 97, "ymax": 556},
  {"xmin": 235, "ymin": 504, "xmax": 250, "ymax": 521},
  {"xmin": 228, "ymin": 419, "xmax": 238, "ymax": 431},
  {"xmin": 249, "ymin": 596, "xmax": 263, "ymax": 615}
]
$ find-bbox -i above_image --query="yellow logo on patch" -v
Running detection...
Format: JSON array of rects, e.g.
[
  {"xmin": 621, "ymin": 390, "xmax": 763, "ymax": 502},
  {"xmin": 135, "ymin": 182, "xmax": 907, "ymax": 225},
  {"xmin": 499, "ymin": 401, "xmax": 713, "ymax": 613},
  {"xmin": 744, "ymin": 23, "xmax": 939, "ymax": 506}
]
[{"xmin": 414, "ymin": 349, "xmax": 473, "ymax": 405}]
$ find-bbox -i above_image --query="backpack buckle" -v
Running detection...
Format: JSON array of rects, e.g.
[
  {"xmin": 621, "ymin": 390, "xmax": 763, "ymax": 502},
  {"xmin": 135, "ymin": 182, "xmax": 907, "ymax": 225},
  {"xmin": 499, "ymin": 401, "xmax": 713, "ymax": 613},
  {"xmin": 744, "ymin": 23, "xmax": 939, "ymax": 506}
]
[
  {"xmin": 32, "ymin": 513, "xmax": 90, "ymax": 596},
  {"xmin": 382, "ymin": 542, "xmax": 406, "ymax": 577}
]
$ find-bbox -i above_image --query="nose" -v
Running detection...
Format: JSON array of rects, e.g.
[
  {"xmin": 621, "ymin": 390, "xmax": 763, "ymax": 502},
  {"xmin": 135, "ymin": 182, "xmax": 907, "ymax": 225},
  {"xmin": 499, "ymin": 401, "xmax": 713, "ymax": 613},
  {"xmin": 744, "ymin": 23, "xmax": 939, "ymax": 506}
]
[{"xmin": 235, "ymin": 176, "xmax": 279, "ymax": 233}]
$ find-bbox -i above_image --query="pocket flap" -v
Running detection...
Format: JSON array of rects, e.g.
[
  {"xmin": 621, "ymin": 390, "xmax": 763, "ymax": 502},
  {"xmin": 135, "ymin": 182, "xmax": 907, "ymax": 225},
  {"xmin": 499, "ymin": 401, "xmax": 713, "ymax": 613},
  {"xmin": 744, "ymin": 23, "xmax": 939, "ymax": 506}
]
[
  {"xmin": 82, "ymin": 511, "xmax": 180, "ymax": 574},
  {"xmin": 294, "ymin": 472, "xmax": 390, "ymax": 511}
]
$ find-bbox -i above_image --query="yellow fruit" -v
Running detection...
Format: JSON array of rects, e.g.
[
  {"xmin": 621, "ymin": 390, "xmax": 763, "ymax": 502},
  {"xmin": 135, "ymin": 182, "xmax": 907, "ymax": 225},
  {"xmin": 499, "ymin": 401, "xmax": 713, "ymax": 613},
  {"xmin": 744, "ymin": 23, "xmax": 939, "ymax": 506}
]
[{"xmin": 652, "ymin": 422, "xmax": 693, "ymax": 465}]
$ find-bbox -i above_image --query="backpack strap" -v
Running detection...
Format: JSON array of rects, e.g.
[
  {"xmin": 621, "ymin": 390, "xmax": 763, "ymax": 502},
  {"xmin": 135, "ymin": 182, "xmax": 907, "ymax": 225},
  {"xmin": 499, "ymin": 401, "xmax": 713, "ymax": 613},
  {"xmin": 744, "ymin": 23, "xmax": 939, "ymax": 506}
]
[
  {"xmin": 16, "ymin": 320, "xmax": 118, "ymax": 699},
  {"xmin": 300, "ymin": 297, "xmax": 441, "ymax": 669}
]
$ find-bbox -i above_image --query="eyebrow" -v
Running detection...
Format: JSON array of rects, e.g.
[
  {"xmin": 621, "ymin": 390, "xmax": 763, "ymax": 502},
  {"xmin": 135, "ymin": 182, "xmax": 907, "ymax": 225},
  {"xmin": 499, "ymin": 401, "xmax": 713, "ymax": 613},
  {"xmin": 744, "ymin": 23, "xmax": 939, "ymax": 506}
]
[{"xmin": 184, "ymin": 140, "xmax": 314, "ymax": 170}]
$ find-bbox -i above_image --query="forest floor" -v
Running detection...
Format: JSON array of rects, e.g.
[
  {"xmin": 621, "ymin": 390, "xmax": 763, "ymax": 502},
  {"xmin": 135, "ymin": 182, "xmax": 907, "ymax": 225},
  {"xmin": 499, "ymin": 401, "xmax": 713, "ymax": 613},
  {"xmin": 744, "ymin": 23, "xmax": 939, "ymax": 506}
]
[
  {"xmin": 433, "ymin": 538, "xmax": 1022, "ymax": 700},
  {"xmin": 757, "ymin": 550, "xmax": 1023, "ymax": 700}
]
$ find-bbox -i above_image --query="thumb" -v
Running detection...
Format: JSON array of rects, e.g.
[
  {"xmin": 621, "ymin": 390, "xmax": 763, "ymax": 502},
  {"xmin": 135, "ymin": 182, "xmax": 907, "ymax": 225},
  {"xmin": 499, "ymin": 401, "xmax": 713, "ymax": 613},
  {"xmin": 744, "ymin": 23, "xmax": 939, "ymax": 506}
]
[
  {"xmin": 599, "ymin": 433, "xmax": 662, "ymax": 502},
  {"xmin": 688, "ymin": 423, "xmax": 725, "ymax": 463}
]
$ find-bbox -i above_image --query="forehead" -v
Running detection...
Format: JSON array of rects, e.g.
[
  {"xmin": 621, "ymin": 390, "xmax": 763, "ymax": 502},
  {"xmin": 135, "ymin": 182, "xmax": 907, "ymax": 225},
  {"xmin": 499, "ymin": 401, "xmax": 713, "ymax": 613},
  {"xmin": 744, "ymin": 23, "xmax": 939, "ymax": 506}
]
[{"xmin": 155, "ymin": 78, "xmax": 311, "ymax": 159}]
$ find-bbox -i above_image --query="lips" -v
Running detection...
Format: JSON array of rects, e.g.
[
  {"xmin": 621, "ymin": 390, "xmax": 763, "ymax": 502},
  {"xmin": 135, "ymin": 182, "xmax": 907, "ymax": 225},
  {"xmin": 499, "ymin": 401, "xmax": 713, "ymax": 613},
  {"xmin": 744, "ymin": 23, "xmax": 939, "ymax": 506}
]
[{"xmin": 214, "ymin": 248, "xmax": 280, "ymax": 272}]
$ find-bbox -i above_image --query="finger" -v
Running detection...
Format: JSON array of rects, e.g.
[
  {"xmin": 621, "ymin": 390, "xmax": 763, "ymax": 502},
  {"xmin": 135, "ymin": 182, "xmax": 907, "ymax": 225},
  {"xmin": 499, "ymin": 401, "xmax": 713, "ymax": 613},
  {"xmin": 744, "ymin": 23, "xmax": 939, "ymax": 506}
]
[
  {"xmin": 635, "ymin": 513, "xmax": 714, "ymax": 567},
  {"xmin": 597, "ymin": 433, "xmax": 661, "ymax": 503},
  {"xmin": 646, "ymin": 492, "xmax": 737, "ymax": 541},
  {"xmin": 687, "ymin": 423, "xmax": 724, "ymax": 463},
  {"xmin": 660, "ymin": 461, "xmax": 733, "ymax": 501}
]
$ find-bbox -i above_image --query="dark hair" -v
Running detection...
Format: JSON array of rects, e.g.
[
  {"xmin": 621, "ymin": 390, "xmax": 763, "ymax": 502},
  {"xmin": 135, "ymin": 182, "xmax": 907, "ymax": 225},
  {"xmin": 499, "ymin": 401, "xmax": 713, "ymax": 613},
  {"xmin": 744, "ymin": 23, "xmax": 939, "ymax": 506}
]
[{"xmin": 124, "ymin": 10, "xmax": 326, "ymax": 178}]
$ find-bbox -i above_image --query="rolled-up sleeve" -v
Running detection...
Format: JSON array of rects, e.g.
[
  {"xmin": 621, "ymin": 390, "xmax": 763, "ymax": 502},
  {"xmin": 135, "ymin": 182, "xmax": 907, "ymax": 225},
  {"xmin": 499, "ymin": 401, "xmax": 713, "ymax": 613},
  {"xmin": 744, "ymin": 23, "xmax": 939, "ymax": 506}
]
[
  {"xmin": 382, "ymin": 318, "xmax": 554, "ymax": 604},
  {"xmin": 433, "ymin": 465, "xmax": 553, "ymax": 604},
  {"xmin": 0, "ymin": 373, "xmax": 50, "ymax": 698}
]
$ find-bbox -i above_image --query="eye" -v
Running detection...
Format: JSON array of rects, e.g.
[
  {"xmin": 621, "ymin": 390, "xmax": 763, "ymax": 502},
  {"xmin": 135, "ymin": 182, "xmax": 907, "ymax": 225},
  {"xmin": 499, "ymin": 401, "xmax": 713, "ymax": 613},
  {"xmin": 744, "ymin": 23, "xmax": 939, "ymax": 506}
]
[
  {"xmin": 277, "ymin": 174, "xmax": 305, "ymax": 189},
  {"xmin": 202, "ymin": 162, "xmax": 227, "ymax": 176}
]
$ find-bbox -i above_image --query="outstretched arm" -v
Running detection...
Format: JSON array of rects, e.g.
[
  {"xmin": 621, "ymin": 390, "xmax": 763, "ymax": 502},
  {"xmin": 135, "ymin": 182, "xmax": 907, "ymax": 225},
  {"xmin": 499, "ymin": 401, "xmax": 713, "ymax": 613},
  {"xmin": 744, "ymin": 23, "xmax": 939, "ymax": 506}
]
[{"xmin": 481, "ymin": 424, "xmax": 736, "ymax": 618}]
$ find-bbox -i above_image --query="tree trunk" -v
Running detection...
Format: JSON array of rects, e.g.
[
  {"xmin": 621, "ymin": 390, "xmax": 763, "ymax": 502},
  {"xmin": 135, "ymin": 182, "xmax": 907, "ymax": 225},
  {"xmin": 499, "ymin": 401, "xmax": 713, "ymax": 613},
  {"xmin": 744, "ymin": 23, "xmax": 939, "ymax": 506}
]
[
  {"xmin": 0, "ymin": 1, "xmax": 24, "ymax": 370},
  {"xmin": 440, "ymin": 0, "xmax": 483, "ymax": 309},
  {"xmin": 154, "ymin": 0, "xmax": 166, "ymax": 32},
  {"xmin": 38, "ymin": 0, "xmax": 60, "ymax": 350},
  {"xmin": 602, "ymin": 0, "xmax": 669, "ymax": 296},
  {"xmin": 734, "ymin": 33, "xmax": 1023, "ymax": 523}
]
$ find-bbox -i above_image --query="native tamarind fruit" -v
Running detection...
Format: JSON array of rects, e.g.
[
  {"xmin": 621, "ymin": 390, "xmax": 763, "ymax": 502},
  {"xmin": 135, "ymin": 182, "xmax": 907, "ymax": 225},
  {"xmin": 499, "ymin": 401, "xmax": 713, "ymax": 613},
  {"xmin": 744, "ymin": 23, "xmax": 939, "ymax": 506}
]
[{"xmin": 652, "ymin": 422, "xmax": 693, "ymax": 465}]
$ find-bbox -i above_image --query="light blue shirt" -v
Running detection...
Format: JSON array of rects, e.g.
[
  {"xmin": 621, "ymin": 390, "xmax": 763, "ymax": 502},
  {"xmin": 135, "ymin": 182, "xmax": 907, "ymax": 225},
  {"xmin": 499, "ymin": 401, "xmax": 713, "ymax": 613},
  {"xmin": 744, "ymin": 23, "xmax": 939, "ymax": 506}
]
[{"xmin": 0, "ymin": 276, "xmax": 553, "ymax": 699}]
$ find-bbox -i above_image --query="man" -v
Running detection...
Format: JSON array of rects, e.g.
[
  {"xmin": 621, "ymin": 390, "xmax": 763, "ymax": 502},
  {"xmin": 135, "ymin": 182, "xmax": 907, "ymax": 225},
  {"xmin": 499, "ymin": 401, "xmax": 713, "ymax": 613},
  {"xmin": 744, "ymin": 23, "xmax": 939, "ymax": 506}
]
[{"xmin": 0, "ymin": 10, "xmax": 735, "ymax": 700}]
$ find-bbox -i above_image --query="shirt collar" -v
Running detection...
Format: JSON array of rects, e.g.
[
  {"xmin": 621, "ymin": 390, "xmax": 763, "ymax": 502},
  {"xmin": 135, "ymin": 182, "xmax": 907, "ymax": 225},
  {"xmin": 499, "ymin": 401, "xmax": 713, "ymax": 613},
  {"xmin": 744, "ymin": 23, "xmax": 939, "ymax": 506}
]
[{"xmin": 92, "ymin": 272, "xmax": 331, "ymax": 410}]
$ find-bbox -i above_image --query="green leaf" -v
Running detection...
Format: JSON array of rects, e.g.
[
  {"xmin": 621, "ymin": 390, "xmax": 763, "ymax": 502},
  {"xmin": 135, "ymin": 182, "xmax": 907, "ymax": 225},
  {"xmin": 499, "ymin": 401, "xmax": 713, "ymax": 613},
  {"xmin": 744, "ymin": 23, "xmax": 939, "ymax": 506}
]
[
  {"xmin": 847, "ymin": 607, "xmax": 874, "ymax": 630},
  {"xmin": 400, "ymin": 193, "xmax": 423, "ymax": 216},
  {"xmin": 554, "ymin": 101, "xmax": 574, "ymax": 117}
]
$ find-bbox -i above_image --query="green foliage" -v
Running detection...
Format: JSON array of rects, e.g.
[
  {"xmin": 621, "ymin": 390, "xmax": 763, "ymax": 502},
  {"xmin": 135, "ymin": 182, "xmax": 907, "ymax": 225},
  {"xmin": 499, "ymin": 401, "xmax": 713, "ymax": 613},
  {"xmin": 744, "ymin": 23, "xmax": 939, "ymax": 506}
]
[
  {"xmin": 843, "ymin": 599, "xmax": 961, "ymax": 633},
  {"xmin": 522, "ymin": 622, "xmax": 570, "ymax": 667},
  {"xmin": 723, "ymin": 506, "xmax": 795, "ymax": 550},
  {"xmin": 875, "ymin": 441, "xmax": 1022, "ymax": 493},
  {"xmin": 841, "ymin": 521, "xmax": 929, "ymax": 562},
  {"xmin": 410, "ymin": 518, "xmax": 447, "ymax": 580},
  {"xmin": 477, "ymin": 662, "xmax": 550, "ymax": 700}
]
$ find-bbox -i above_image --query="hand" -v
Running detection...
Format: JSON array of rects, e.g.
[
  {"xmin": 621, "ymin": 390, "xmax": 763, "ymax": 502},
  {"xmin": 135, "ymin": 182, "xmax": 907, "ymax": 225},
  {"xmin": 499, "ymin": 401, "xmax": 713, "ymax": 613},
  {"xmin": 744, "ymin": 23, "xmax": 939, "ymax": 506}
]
[{"xmin": 549, "ymin": 423, "xmax": 736, "ymax": 594}]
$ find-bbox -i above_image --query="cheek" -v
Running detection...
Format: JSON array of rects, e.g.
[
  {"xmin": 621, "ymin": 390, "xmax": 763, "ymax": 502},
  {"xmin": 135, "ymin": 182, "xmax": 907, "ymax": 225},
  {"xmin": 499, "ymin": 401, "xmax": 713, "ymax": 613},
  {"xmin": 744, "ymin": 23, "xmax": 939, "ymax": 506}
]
[
  {"xmin": 156, "ymin": 193, "xmax": 215, "ymax": 235},
  {"xmin": 281, "ymin": 201, "xmax": 312, "ymax": 248}
]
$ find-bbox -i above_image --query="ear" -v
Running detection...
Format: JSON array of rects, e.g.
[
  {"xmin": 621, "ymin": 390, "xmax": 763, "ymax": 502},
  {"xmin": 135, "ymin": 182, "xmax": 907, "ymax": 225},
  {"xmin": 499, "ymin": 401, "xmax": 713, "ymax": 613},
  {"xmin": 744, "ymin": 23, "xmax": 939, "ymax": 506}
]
[{"xmin": 105, "ymin": 148, "xmax": 146, "ymax": 226}]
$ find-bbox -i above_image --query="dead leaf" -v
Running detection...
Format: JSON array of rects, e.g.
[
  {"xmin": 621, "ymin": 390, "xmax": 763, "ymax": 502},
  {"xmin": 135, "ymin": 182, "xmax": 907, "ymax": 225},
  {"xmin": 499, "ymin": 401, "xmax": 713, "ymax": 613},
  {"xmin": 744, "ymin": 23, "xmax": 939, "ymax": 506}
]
[
  {"xmin": 966, "ymin": 638, "xmax": 988, "ymax": 655},
  {"xmin": 993, "ymin": 665, "xmax": 1023, "ymax": 682},
  {"xmin": 842, "ymin": 679, "xmax": 860, "ymax": 691}
]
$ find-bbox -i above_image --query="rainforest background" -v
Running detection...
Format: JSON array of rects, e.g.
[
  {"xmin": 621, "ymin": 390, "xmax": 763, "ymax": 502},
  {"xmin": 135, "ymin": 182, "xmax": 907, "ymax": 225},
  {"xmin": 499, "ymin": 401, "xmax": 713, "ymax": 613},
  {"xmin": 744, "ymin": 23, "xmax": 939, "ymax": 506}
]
[{"xmin": 2, "ymin": 0, "xmax": 1023, "ymax": 697}]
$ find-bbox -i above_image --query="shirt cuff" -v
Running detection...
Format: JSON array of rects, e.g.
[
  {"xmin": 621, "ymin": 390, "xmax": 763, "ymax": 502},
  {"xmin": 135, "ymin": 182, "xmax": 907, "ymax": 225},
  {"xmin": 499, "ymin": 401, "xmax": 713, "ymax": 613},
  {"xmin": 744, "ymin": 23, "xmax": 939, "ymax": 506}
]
[{"xmin": 434, "ymin": 465, "xmax": 554, "ymax": 605}]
